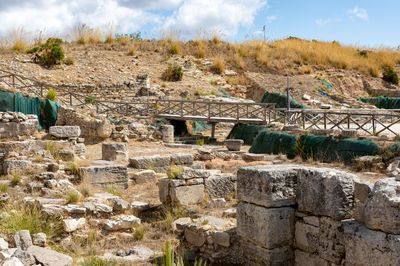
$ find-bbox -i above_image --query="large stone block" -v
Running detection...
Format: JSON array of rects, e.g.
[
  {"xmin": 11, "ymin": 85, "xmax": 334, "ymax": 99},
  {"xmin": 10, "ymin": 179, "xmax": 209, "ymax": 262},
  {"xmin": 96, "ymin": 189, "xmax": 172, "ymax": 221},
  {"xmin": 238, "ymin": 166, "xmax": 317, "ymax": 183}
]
[
  {"xmin": 354, "ymin": 179, "xmax": 373, "ymax": 223},
  {"xmin": 177, "ymin": 169, "xmax": 221, "ymax": 179},
  {"xmin": 80, "ymin": 165, "xmax": 128, "ymax": 188},
  {"xmin": 49, "ymin": 126, "xmax": 81, "ymax": 138},
  {"xmin": 239, "ymin": 240, "xmax": 294, "ymax": 266},
  {"xmin": 343, "ymin": 220, "xmax": 400, "ymax": 266},
  {"xmin": 129, "ymin": 155, "xmax": 171, "ymax": 172},
  {"xmin": 102, "ymin": 142, "xmax": 128, "ymax": 161},
  {"xmin": 204, "ymin": 174, "xmax": 236, "ymax": 198},
  {"xmin": 297, "ymin": 167, "xmax": 357, "ymax": 220},
  {"xmin": 237, "ymin": 202, "xmax": 295, "ymax": 249},
  {"xmin": 170, "ymin": 154, "xmax": 193, "ymax": 166},
  {"xmin": 3, "ymin": 160, "xmax": 32, "ymax": 175},
  {"xmin": 237, "ymin": 165, "xmax": 299, "ymax": 207},
  {"xmin": 295, "ymin": 250, "xmax": 329, "ymax": 266},
  {"xmin": 364, "ymin": 178, "xmax": 400, "ymax": 234},
  {"xmin": 0, "ymin": 118, "xmax": 38, "ymax": 139},
  {"xmin": 170, "ymin": 184, "xmax": 204, "ymax": 205}
]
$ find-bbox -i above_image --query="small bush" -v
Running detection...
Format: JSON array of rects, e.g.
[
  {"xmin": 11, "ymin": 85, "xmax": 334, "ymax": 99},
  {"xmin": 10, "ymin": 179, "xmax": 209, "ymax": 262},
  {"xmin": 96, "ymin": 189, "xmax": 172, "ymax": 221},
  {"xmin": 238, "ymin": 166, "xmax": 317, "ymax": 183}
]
[
  {"xmin": 66, "ymin": 191, "xmax": 81, "ymax": 204},
  {"xmin": 167, "ymin": 165, "xmax": 184, "ymax": 179},
  {"xmin": 81, "ymin": 256, "xmax": 120, "ymax": 266},
  {"xmin": 33, "ymin": 155, "xmax": 44, "ymax": 163},
  {"xmin": 162, "ymin": 65, "xmax": 183, "ymax": 82},
  {"xmin": 127, "ymin": 42, "xmax": 135, "ymax": 56},
  {"xmin": 46, "ymin": 89, "xmax": 57, "ymax": 101},
  {"xmin": 0, "ymin": 183, "xmax": 8, "ymax": 193},
  {"xmin": 134, "ymin": 224, "xmax": 145, "ymax": 240},
  {"xmin": 211, "ymin": 56, "xmax": 225, "ymax": 74},
  {"xmin": 168, "ymin": 41, "xmax": 181, "ymax": 55},
  {"xmin": 67, "ymin": 162, "xmax": 81, "ymax": 176},
  {"xmin": 64, "ymin": 57, "xmax": 74, "ymax": 65},
  {"xmin": 164, "ymin": 211, "xmax": 173, "ymax": 231},
  {"xmin": 383, "ymin": 68, "xmax": 399, "ymax": 85},
  {"xmin": 105, "ymin": 185, "xmax": 123, "ymax": 198},
  {"xmin": 11, "ymin": 171, "xmax": 21, "ymax": 186},
  {"xmin": 84, "ymin": 95, "xmax": 96, "ymax": 104},
  {"xmin": 196, "ymin": 139, "xmax": 205, "ymax": 146},
  {"xmin": 32, "ymin": 38, "xmax": 64, "ymax": 67}
]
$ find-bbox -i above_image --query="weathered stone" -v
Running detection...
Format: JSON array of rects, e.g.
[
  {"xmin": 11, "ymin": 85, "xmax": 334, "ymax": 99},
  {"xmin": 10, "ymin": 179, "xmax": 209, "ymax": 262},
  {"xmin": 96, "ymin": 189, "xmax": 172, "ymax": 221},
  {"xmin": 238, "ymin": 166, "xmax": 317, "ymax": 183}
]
[
  {"xmin": 1, "ymin": 257, "xmax": 24, "ymax": 266},
  {"xmin": 297, "ymin": 167, "xmax": 357, "ymax": 220},
  {"xmin": 58, "ymin": 150, "xmax": 75, "ymax": 161},
  {"xmin": 170, "ymin": 184, "xmax": 204, "ymax": 205},
  {"xmin": 73, "ymin": 143, "xmax": 86, "ymax": 155},
  {"xmin": 158, "ymin": 178, "xmax": 170, "ymax": 203},
  {"xmin": 343, "ymin": 220, "xmax": 400, "ymax": 266},
  {"xmin": 184, "ymin": 226, "xmax": 206, "ymax": 247},
  {"xmin": 354, "ymin": 179, "xmax": 373, "ymax": 223},
  {"xmin": 205, "ymin": 174, "xmax": 236, "ymax": 198},
  {"xmin": 63, "ymin": 218, "xmax": 86, "ymax": 233},
  {"xmin": 130, "ymin": 201, "xmax": 149, "ymax": 212},
  {"xmin": 113, "ymin": 198, "xmax": 130, "ymax": 212},
  {"xmin": 237, "ymin": 202, "xmax": 295, "ymax": 249},
  {"xmin": 49, "ymin": 126, "xmax": 81, "ymax": 138},
  {"xmin": 364, "ymin": 178, "xmax": 400, "ymax": 234},
  {"xmin": 12, "ymin": 248, "xmax": 35, "ymax": 265},
  {"xmin": 207, "ymin": 198, "xmax": 226, "ymax": 208},
  {"xmin": 212, "ymin": 231, "xmax": 230, "ymax": 247},
  {"xmin": 129, "ymin": 155, "xmax": 171, "ymax": 172},
  {"xmin": 27, "ymin": 245, "xmax": 73, "ymax": 266},
  {"xmin": 239, "ymin": 241, "xmax": 294, "ymax": 266},
  {"xmin": 130, "ymin": 170, "xmax": 156, "ymax": 184},
  {"xmin": 295, "ymin": 249, "xmax": 329, "ymax": 266},
  {"xmin": 172, "ymin": 217, "xmax": 192, "ymax": 232},
  {"xmin": 159, "ymin": 125, "xmax": 174, "ymax": 143},
  {"xmin": 3, "ymin": 160, "xmax": 31, "ymax": 175},
  {"xmin": 177, "ymin": 169, "xmax": 221, "ymax": 180},
  {"xmin": 0, "ymin": 238, "xmax": 8, "ymax": 250},
  {"xmin": 102, "ymin": 142, "xmax": 128, "ymax": 161},
  {"xmin": 93, "ymin": 203, "xmax": 113, "ymax": 213},
  {"xmin": 242, "ymin": 153, "xmax": 265, "ymax": 161},
  {"xmin": 32, "ymin": 233, "xmax": 46, "ymax": 247},
  {"xmin": 171, "ymin": 154, "xmax": 193, "ymax": 165},
  {"xmin": 14, "ymin": 230, "xmax": 33, "ymax": 251},
  {"xmin": 237, "ymin": 165, "xmax": 299, "ymax": 207},
  {"xmin": 103, "ymin": 215, "xmax": 141, "ymax": 231},
  {"xmin": 224, "ymin": 139, "xmax": 243, "ymax": 151},
  {"xmin": 222, "ymin": 208, "xmax": 236, "ymax": 218},
  {"xmin": 0, "ymin": 117, "xmax": 38, "ymax": 139},
  {"xmin": 80, "ymin": 165, "xmax": 128, "ymax": 188}
]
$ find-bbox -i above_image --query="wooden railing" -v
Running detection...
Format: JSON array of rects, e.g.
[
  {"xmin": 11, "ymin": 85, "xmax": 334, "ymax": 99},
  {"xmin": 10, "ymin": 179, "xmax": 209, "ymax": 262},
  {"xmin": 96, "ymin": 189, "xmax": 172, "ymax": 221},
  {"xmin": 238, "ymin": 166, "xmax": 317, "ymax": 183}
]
[{"xmin": 1, "ymin": 69, "xmax": 400, "ymax": 136}]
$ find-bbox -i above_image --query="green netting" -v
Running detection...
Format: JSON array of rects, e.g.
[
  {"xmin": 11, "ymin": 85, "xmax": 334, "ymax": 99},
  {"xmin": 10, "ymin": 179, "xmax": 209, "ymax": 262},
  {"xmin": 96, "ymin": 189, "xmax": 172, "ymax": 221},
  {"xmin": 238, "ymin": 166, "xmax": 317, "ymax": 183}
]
[
  {"xmin": 389, "ymin": 143, "xmax": 400, "ymax": 153},
  {"xmin": 248, "ymin": 131, "xmax": 381, "ymax": 162},
  {"xmin": 261, "ymin": 91, "xmax": 307, "ymax": 109},
  {"xmin": 318, "ymin": 78, "xmax": 334, "ymax": 91},
  {"xmin": 218, "ymin": 88, "xmax": 236, "ymax": 98},
  {"xmin": 249, "ymin": 130, "xmax": 298, "ymax": 159},
  {"xmin": 227, "ymin": 124, "xmax": 266, "ymax": 145},
  {"xmin": 359, "ymin": 96, "xmax": 400, "ymax": 109},
  {"xmin": 0, "ymin": 90, "xmax": 59, "ymax": 130},
  {"xmin": 192, "ymin": 121, "xmax": 212, "ymax": 133}
]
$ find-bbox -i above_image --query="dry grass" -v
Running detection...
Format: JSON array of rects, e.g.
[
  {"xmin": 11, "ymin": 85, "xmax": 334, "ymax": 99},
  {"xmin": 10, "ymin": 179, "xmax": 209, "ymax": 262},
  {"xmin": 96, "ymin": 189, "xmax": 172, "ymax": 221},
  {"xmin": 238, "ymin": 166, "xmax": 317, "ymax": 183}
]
[
  {"xmin": 211, "ymin": 55, "xmax": 225, "ymax": 74},
  {"xmin": 127, "ymin": 42, "xmax": 135, "ymax": 56},
  {"xmin": 73, "ymin": 24, "xmax": 102, "ymax": 45},
  {"xmin": 10, "ymin": 28, "xmax": 30, "ymax": 52}
]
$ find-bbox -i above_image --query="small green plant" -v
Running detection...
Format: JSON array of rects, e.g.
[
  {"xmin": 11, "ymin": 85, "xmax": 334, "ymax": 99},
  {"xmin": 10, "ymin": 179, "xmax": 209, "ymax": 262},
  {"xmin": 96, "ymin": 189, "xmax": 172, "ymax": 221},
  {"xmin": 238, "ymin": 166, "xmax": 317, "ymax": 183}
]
[
  {"xmin": 11, "ymin": 171, "xmax": 21, "ymax": 186},
  {"xmin": 383, "ymin": 68, "xmax": 399, "ymax": 85},
  {"xmin": 31, "ymin": 38, "xmax": 64, "ymax": 67},
  {"xmin": 115, "ymin": 32, "xmax": 142, "ymax": 41},
  {"xmin": 33, "ymin": 155, "xmax": 44, "ymax": 163},
  {"xmin": 156, "ymin": 240, "xmax": 207, "ymax": 266},
  {"xmin": 104, "ymin": 185, "xmax": 123, "ymax": 198},
  {"xmin": 133, "ymin": 224, "xmax": 145, "ymax": 240},
  {"xmin": 81, "ymin": 256, "xmax": 120, "ymax": 266},
  {"xmin": 67, "ymin": 162, "xmax": 81, "ymax": 176},
  {"xmin": 196, "ymin": 138, "xmax": 205, "ymax": 146},
  {"xmin": 66, "ymin": 191, "xmax": 81, "ymax": 204},
  {"xmin": 46, "ymin": 89, "xmax": 57, "ymax": 101},
  {"xmin": 162, "ymin": 64, "xmax": 183, "ymax": 81},
  {"xmin": 0, "ymin": 183, "xmax": 8, "ymax": 193},
  {"xmin": 167, "ymin": 165, "xmax": 184, "ymax": 179},
  {"xmin": 84, "ymin": 95, "xmax": 96, "ymax": 104},
  {"xmin": 164, "ymin": 210, "xmax": 173, "ymax": 231}
]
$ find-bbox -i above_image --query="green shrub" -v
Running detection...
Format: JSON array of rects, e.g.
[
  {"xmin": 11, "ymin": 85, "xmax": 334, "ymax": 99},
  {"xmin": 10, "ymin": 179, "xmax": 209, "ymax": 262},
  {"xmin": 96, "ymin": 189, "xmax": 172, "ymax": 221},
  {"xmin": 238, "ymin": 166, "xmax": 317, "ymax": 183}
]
[
  {"xmin": 84, "ymin": 95, "xmax": 96, "ymax": 104},
  {"xmin": 32, "ymin": 38, "xmax": 64, "ymax": 67},
  {"xmin": 46, "ymin": 89, "xmax": 57, "ymax": 101},
  {"xmin": 162, "ymin": 65, "xmax": 183, "ymax": 81},
  {"xmin": 167, "ymin": 165, "xmax": 184, "ymax": 179},
  {"xmin": 196, "ymin": 138, "xmax": 205, "ymax": 146},
  {"xmin": 67, "ymin": 162, "xmax": 81, "ymax": 176},
  {"xmin": 11, "ymin": 171, "xmax": 21, "ymax": 186},
  {"xmin": 383, "ymin": 68, "xmax": 399, "ymax": 85},
  {"xmin": 66, "ymin": 191, "xmax": 81, "ymax": 204}
]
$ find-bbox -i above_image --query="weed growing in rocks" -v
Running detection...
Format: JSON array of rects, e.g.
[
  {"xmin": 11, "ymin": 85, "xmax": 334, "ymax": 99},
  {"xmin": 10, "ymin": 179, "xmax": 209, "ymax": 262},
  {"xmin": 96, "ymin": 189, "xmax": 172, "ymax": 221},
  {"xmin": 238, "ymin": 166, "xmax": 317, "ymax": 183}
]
[
  {"xmin": 11, "ymin": 170, "xmax": 21, "ymax": 186},
  {"xmin": 211, "ymin": 56, "xmax": 225, "ymax": 74},
  {"xmin": 105, "ymin": 185, "xmax": 123, "ymax": 198},
  {"xmin": 162, "ymin": 64, "xmax": 183, "ymax": 81},
  {"xmin": 66, "ymin": 191, "xmax": 82, "ymax": 204},
  {"xmin": 67, "ymin": 162, "xmax": 81, "ymax": 175},
  {"xmin": 133, "ymin": 224, "xmax": 146, "ymax": 241},
  {"xmin": 46, "ymin": 89, "xmax": 57, "ymax": 101},
  {"xmin": 167, "ymin": 165, "xmax": 184, "ymax": 179},
  {"xmin": 383, "ymin": 68, "xmax": 399, "ymax": 85},
  {"xmin": 0, "ymin": 183, "xmax": 8, "ymax": 193}
]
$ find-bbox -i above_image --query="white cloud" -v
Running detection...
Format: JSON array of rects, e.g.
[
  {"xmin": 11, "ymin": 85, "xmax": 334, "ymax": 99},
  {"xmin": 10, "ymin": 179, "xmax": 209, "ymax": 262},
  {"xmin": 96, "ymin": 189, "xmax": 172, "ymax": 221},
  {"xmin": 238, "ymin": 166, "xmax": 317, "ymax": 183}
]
[
  {"xmin": 163, "ymin": 0, "xmax": 267, "ymax": 37},
  {"xmin": 348, "ymin": 6, "xmax": 368, "ymax": 20},
  {"xmin": 266, "ymin": 15, "xmax": 277, "ymax": 24},
  {"xmin": 315, "ymin": 19, "xmax": 330, "ymax": 27}
]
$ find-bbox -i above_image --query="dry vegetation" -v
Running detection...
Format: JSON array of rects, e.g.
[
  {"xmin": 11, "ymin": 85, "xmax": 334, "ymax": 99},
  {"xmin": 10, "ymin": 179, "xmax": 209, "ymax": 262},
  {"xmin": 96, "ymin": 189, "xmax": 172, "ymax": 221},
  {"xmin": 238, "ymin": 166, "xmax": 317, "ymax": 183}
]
[{"xmin": 1, "ymin": 25, "xmax": 399, "ymax": 79}]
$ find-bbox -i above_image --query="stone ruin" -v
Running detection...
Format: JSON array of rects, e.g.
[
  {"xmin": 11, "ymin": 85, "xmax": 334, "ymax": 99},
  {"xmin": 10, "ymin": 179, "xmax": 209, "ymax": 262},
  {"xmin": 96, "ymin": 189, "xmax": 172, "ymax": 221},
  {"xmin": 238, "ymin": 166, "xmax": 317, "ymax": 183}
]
[
  {"xmin": 176, "ymin": 165, "xmax": 400, "ymax": 265},
  {"xmin": 0, "ymin": 112, "xmax": 39, "ymax": 139}
]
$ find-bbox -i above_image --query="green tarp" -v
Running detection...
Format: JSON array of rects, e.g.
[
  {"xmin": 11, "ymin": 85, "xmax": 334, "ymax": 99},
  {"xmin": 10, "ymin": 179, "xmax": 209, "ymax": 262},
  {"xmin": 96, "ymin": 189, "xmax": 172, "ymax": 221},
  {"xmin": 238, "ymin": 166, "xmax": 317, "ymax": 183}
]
[
  {"xmin": 227, "ymin": 124, "xmax": 266, "ymax": 145},
  {"xmin": 249, "ymin": 130, "xmax": 298, "ymax": 159},
  {"xmin": 261, "ymin": 91, "xmax": 307, "ymax": 109},
  {"xmin": 359, "ymin": 96, "xmax": 400, "ymax": 110},
  {"xmin": 0, "ymin": 90, "xmax": 59, "ymax": 130}
]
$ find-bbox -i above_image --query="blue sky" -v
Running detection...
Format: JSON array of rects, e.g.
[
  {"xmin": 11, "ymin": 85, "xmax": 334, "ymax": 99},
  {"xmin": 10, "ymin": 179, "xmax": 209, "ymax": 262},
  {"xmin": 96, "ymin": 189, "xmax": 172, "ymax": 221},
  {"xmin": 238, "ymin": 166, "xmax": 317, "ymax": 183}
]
[
  {"xmin": 246, "ymin": 0, "xmax": 400, "ymax": 47},
  {"xmin": 0, "ymin": 0, "xmax": 398, "ymax": 48}
]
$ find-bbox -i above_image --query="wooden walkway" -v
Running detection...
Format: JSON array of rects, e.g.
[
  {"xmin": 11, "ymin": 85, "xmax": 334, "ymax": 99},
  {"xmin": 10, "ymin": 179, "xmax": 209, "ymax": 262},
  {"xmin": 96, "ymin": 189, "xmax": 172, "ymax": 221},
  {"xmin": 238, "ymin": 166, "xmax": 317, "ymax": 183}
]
[{"xmin": 1, "ymin": 69, "xmax": 400, "ymax": 136}]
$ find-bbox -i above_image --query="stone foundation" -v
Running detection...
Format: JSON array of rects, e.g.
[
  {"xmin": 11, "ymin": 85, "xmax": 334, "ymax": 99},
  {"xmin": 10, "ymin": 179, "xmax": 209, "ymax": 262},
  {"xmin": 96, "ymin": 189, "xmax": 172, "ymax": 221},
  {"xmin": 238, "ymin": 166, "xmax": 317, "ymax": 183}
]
[{"xmin": 0, "ymin": 112, "xmax": 38, "ymax": 139}]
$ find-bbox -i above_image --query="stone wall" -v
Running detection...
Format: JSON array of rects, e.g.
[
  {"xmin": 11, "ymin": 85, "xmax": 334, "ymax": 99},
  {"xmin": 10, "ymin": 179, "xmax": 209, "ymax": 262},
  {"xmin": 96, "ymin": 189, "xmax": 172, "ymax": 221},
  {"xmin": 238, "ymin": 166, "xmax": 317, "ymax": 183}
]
[
  {"xmin": 0, "ymin": 112, "xmax": 38, "ymax": 139},
  {"xmin": 178, "ymin": 165, "xmax": 400, "ymax": 265}
]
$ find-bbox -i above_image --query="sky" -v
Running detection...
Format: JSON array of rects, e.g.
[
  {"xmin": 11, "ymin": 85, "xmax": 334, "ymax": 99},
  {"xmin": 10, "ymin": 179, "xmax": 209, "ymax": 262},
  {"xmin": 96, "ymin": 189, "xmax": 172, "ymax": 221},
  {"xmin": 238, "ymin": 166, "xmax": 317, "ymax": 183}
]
[{"xmin": 0, "ymin": 0, "xmax": 399, "ymax": 47}]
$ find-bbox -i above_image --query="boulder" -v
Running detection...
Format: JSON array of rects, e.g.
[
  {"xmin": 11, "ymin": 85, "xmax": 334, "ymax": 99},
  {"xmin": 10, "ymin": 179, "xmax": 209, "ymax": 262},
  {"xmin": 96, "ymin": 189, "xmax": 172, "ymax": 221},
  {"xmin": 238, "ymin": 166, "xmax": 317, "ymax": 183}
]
[
  {"xmin": 297, "ymin": 167, "xmax": 357, "ymax": 220},
  {"xmin": 130, "ymin": 170, "xmax": 156, "ymax": 184},
  {"xmin": 80, "ymin": 165, "xmax": 128, "ymax": 188},
  {"xmin": 129, "ymin": 155, "xmax": 171, "ymax": 172},
  {"xmin": 237, "ymin": 202, "xmax": 295, "ymax": 249},
  {"xmin": 170, "ymin": 184, "xmax": 204, "ymax": 205},
  {"xmin": 204, "ymin": 174, "xmax": 236, "ymax": 198},
  {"xmin": 58, "ymin": 150, "xmax": 75, "ymax": 161},
  {"xmin": 103, "ymin": 215, "xmax": 141, "ymax": 231},
  {"xmin": 102, "ymin": 142, "xmax": 128, "ymax": 161},
  {"xmin": 0, "ymin": 238, "xmax": 8, "ymax": 250},
  {"xmin": 3, "ymin": 160, "xmax": 31, "ymax": 175},
  {"xmin": 159, "ymin": 125, "xmax": 174, "ymax": 143},
  {"xmin": 63, "ymin": 218, "xmax": 86, "ymax": 233},
  {"xmin": 14, "ymin": 230, "xmax": 33, "ymax": 251},
  {"xmin": 237, "ymin": 165, "xmax": 299, "ymax": 208},
  {"xmin": 207, "ymin": 198, "xmax": 226, "ymax": 208},
  {"xmin": 49, "ymin": 126, "xmax": 81, "ymax": 138},
  {"xmin": 32, "ymin": 233, "xmax": 46, "ymax": 247},
  {"xmin": 364, "ymin": 178, "xmax": 400, "ymax": 234},
  {"xmin": 1, "ymin": 257, "xmax": 24, "ymax": 266},
  {"xmin": 27, "ymin": 246, "xmax": 73, "ymax": 266}
]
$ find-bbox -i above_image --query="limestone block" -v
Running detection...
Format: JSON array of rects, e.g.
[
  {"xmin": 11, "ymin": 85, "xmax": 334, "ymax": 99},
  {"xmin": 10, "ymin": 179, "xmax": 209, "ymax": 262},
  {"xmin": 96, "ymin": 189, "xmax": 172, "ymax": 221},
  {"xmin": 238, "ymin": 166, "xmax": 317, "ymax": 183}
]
[
  {"xmin": 0, "ymin": 118, "xmax": 38, "ymax": 139},
  {"xmin": 58, "ymin": 150, "xmax": 75, "ymax": 161},
  {"xmin": 343, "ymin": 220, "xmax": 400, "ymax": 266},
  {"xmin": 295, "ymin": 250, "xmax": 329, "ymax": 266},
  {"xmin": 297, "ymin": 167, "xmax": 357, "ymax": 220},
  {"xmin": 160, "ymin": 125, "xmax": 174, "ymax": 143},
  {"xmin": 237, "ymin": 165, "xmax": 299, "ymax": 207},
  {"xmin": 158, "ymin": 178, "xmax": 170, "ymax": 203},
  {"xmin": 239, "ymin": 241, "xmax": 294, "ymax": 266},
  {"xmin": 170, "ymin": 153, "xmax": 193, "ymax": 166},
  {"xmin": 130, "ymin": 170, "xmax": 156, "ymax": 184},
  {"xmin": 184, "ymin": 225, "xmax": 206, "ymax": 247},
  {"xmin": 49, "ymin": 126, "xmax": 81, "ymax": 138},
  {"xmin": 354, "ymin": 179, "xmax": 373, "ymax": 223},
  {"xmin": 129, "ymin": 155, "xmax": 171, "ymax": 172},
  {"xmin": 237, "ymin": 202, "xmax": 295, "ymax": 249},
  {"xmin": 364, "ymin": 178, "xmax": 400, "ymax": 234},
  {"xmin": 295, "ymin": 221, "xmax": 319, "ymax": 253},
  {"xmin": 102, "ymin": 142, "xmax": 128, "ymax": 161},
  {"xmin": 204, "ymin": 174, "xmax": 236, "ymax": 198},
  {"xmin": 27, "ymin": 245, "xmax": 73, "ymax": 266},
  {"xmin": 177, "ymin": 169, "xmax": 221, "ymax": 179},
  {"xmin": 170, "ymin": 184, "xmax": 204, "ymax": 205},
  {"xmin": 80, "ymin": 165, "xmax": 128, "ymax": 188},
  {"xmin": 103, "ymin": 215, "xmax": 141, "ymax": 231},
  {"xmin": 14, "ymin": 230, "xmax": 33, "ymax": 251},
  {"xmin": 224, "ymin": 139, "xmax": 244, "ymax": 151},
  {"xmin": 3, "ymin": 160, "xmax": 31, "ymax": 175}
]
